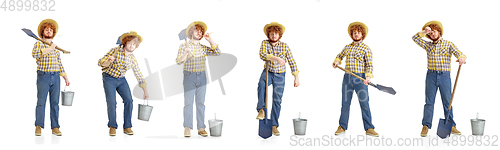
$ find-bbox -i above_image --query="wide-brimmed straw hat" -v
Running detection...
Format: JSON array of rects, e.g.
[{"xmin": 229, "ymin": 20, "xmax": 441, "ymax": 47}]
[
  {"xmin": 186, "ymin": 21, "xmax": 207, "ymax": 39},
  {"xmin": 37, "ymin": 19, "xmax": 59, "ymax": 38},
  {"xmin": 117, "ymin": 31, "xmax": 143, "ymax": 45},
  {"xmin": 263, "ymin": 22, "xmax": 285, "ymax": 36},
  {"xmin": 422, "ymin": 20, "xmax": 443, "ymax": 37},
  {"xmin": 348, "ymin": 22, "xmax": 368, "ymax": 40}
]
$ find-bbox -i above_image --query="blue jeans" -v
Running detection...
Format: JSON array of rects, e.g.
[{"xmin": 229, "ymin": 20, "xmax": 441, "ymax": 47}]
[
  {"xmin": 338, "ymin": 73, "xmax": 375, "ymax": 131},
  {"xmin": 256, "ymin": 69, "xmax": 285, "ymax": 127},
  {"xmin": 35, "ymin": 71, "xmax": 60, "ymax": 129},
  {"xmin": 102, "ymin": 73, "xmax": 134, "ymax": 129},
  {"xmin": 183, "ymin": 71, "xmax": 207, "ymax": 130},
  {"xmin": 422, "ymin": 70, "xmax": 456, "ymax": 129}
]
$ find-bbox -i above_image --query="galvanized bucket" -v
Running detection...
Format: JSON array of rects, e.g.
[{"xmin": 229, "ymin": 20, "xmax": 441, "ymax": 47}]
[
  {"xmin": 61, "ymin": 86, "xmax": 74, "ymax": 106},
  {"xmin": 293, "ymin": 112, "xmax": 307, "ymax": 135},
  {"xmin": 138, "ymin": 99, "xmax": 153, "ymax": 121},
  {"xmin": 209, "ymin": 114, "xmax": 223, "ymax": 136},
  {"xmin": 471, "ymin": 113, "xmax": 486, "ymax": 135}
]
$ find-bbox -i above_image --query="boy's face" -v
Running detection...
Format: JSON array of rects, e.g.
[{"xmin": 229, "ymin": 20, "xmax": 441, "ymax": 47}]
[
  {"xmin": 352, "ymin": 31, "xmax": 363, "ymax": 42},
  {"xmin": 125, "ymin": 37, "xmax": 140, "ymax": 53},
  {"xmin": 43, "ymin": 28, "xmax": 54, "ymax": 39},
  {"xmin": 191, "ymin": 28, "xmax": 203, "ymax": 40},
  {"xmin": 428, "ymin": 29, "xmax": 440, "ymax": 41},
  {"xmin": 268, "ymin": 31, "xmax": 280, "ymax": 42}
]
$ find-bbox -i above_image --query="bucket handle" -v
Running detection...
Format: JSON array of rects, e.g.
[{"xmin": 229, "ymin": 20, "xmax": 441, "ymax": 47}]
[
  {"xmin": 63, "ymin": 86, "xmax": 71, "ymax": 92},
  {"xmin": 143, "ymin": 98, "xmax": 149, "ymax": 106}
]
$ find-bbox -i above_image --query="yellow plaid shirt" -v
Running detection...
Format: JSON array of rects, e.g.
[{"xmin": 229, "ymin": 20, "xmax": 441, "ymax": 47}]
[
  {"xmin": 175, "ymin": 41, "xmax": 221, "ymax": 72},
  {"xmin": 334, "ymin": 41, "xmax": 374, "ymax": 78},
  {"xmin": 259, "ymin": 40, "xmax": 299, "ymax": 75},
  {"xmin": 98, "ymin": 47, "xmax": 147, "ymax": 88},
  {"xmin": 32, "ymin": 41, "xmax": 66, "ymax": 76},
  {"xmin": 412, "ymin": 33, "xmax": 466, "ymax": 71}
]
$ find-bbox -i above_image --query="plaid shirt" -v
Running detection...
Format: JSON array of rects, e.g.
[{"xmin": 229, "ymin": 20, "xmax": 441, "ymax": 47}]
[
  {"xmin": 334, "ymin": 41, "xmax": 374, "ymax": 78},
  {"xmin": 175, "ymin": 41, "xmax": 221, "ymax": 72},
  {"xmin": 412, "ymin": 33, "xmax": 466, "ymax": 71},
  {"xmin": 32, "ymin": 41, "xmax": 66, "ymax": 76},
  {"xmin": 259, "ymin": 40, "xmax": 299, "ymax": 75},
  {"xmin": 98, "ymin": 47, "xmax": 147, "ymax": 88}
]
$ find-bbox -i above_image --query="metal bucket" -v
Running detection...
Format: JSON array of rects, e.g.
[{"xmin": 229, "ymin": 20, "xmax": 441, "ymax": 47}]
[
  {"xmin": 293, "ymin": 118, "xmax": 308, "ymax": 135},
  {"xmin": 138, "ymin": 100, "xmax": 153, "ymax": 121},
  {"xmin": 61, "ymin": 86, "xmax": 74, "ymax": 106},
  {"xmin": 209, "ymin": 119, "xmax": 223, "ymax": 137},
  {"xmin": 471, "ymin": 119, "xmax": 485, "ymax": 135}
]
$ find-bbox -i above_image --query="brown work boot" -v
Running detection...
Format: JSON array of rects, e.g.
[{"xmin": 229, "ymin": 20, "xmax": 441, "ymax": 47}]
[
  {"xmin": 366, "ymin": 128, "xmax": 379, "ymax": 137},
  {"xmin": 184, "ymin": 127, "xmax": 191, "ymax": 137},
  {"xmin": 35, "ymin": 126, "xmax": 42, "ymax": 136},
  {"xmin": 123, "ymin": 128, "xmax": 134, "ymax": 135},
  {"xmin": 335, "ymin": 126, "xmax": 345, "ymax": 135},
  {"xmin": 52, "ymin": 127, "xmax": 62, "ymax": 136},
  {"xmin": 272, "ymin": 126, "xmax": 280, "ymax": 136},
  {"xmin": 451, "ymin": 126, "xmax": 461, "ymax": 135},
  {"xmin": 198, "ymin": 127, "xmax": 208, "ymax": 137},
  {"xmin": 256, "ymin": 109, "xmax": 265, "ymax": 120},
  {"xmin": 109, "ymin": 127, "xmax": 116, "ymax": 136},
  {"xmin": 421, "ymin": 125, "xmax": 429, "ymax": 137}
]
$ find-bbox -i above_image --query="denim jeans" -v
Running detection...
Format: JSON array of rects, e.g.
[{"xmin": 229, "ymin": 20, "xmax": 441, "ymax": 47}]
[
  {"xmin": 35, "ymin": 71, "xmax": 60, "ymax": 129},
  {"xmin": 183, "ymin": 71, "xmax": 207, "ymax": 130},
  {"xmin": 338, "ymin": 73, "xmax": 375, "ymax": 131},
  {"xmin": 256, "ymin": 69, "xmax": 286, "ymax": 127},
  {"xmin": 422, "ymin": 70, "xmax": 456, "ymax": 129},
  {"xmin": 102, "ymin": 73, "xmax": 134, "ymax": 129}
]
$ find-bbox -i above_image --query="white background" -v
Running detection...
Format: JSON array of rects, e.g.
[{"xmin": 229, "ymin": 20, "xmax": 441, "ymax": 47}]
[{"xmin": 0, "ymin": 0, "xmax": 499, "ymax": 149}]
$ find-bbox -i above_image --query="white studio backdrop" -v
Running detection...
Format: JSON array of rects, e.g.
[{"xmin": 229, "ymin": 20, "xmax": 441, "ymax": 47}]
[{"xmin": 0, "ymin": 0, "xmax": 498, "ymax": 149}]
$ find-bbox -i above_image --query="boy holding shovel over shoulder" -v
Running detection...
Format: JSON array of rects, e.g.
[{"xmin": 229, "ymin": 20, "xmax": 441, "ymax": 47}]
[
  {"xmin": 412, "ymin": 21, "xmax": 466, "ymax": 137},
  {"xmin": 332, "ymin": 22, "xmax": 378, "ymax": 137},
  {"xmin": 256, "ymin": 22, "xmax": 300, "ymax": 136},
  {"xmin": 98, "ymin": 31, "xmax": 149, "ymax": 136},
  {"xmin": 33, "ymin": 19, "xmax": 70, "ymax": 136}
]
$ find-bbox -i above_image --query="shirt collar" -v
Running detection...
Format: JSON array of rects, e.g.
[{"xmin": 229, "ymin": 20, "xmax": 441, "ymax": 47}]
[{"xmin": 351, "ymin": 41, "xmax": 363, "ymax": 46}]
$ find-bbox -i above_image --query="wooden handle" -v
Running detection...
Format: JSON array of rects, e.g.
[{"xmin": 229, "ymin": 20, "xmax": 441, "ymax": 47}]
[
  {"xmin": 448, "ymin": 65, "xmax": 462, "ymax": 110},
  {"xmin": 35, "ymin": 37, "xmax": 70, "ymax": 54},
  {"xmin": 336, "ymin": 66, "xmax": 375, "ymax": 87},
  {"xmin": 265, "ymin": 61, "xmax": 269, "ymax": 109}
]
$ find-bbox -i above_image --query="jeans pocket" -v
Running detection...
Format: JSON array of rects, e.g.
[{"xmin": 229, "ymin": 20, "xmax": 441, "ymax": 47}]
[{"xmin": 37, "ymin": 71, "xmax": 45, "ymax": 78}]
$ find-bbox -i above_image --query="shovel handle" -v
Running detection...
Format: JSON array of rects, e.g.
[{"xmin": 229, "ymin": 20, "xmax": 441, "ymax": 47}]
[
  {"xmin": 448, "ymin": 65, "xmax": 462, "ymax": 110},
  {"xmin": 265, "ymin": 61, "xmax": 269, "ymax": 109},
  {"xmin": 336, "ymin": 66, "xmax": 376, "ymax": 87},
  {"xmin": 35, "ymin": 37, "xmax": 70, "ymax": 54}
]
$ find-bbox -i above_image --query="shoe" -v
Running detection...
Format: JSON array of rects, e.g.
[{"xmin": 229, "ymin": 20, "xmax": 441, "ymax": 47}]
[
  {"xmin": 184, "ymin": 127, "xmax": 191, "ymax": 137},
  {"xmin": 35, "ymin": 126, "xmax": 42, "ymax": 136},
  {"xmin": 109, "ymin": 127, "xmax": 116, "ymax": 136},
  {"xmin": 123, "ymin": 128, "xmax": 134, "ymax": 135},
  {"xmin": 272, "ymin": 126, "xmax": 280, "ymax": 136},
  {"xmin": 52, "ymin": 127, "xmax": 62, "ymax": 136},
  {"xmin": 256, "ymin": 109, "xmax": 265, "ymax": 120},
  {"xmin": 335, "ymin": 126, "xmax": 345, "ymax": 135},
  {"xmin": 451, "ymin": 126, "xmax": 461, "ymax": 135},
  {"xmin": 365, "ymin": 128, "xmax": 379, "ymax": 137},
  {"xmin": 421, "ymin": 125, "xmax": 429, "ymax": 137},
  {"xmin": 198, "ymin": 127, "xmax": 208, "ymax": 137}
]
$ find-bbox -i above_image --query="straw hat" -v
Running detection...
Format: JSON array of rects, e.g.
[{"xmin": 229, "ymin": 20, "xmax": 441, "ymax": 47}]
[
  {"xmin": 263, "ymin": 22, "xmax": 285, "ymax": 36},
  {"xmin": 37, "ymin": 19, "xmax": 58, "ymax": 38},
  {"xmin": 422, "ymin": 20, "xmax": 443, "ymax": 37},
  {"xmin": 119, "ymin": 31, "xmax": 143, "ymax": 45},
  {"xmin": 186, "ymin": 21, "xmax": 207, "ymax": 39},
  {"xmin": 348, "ymin": 22, "xmax": 368, "ymax": 40}
]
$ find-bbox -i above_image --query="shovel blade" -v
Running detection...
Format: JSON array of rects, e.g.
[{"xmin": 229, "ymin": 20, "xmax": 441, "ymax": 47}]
[
  {"xmin": 437, "ymin": 117, "xmax": 454, "ymax": 139},
  {"xmin": 258, "ymin": 108, "xmax": 272, "ymax": 139},
  {"xmin": 22, "ymin": 28, "xmax": 38, "ymax": 38},
  {"xmin": 374, "ymin": 84, "xmax": 396, "ymax": 95},
  {"xmin": 178, "ymin": 28, "xmax": 187, "ymax": 40}
]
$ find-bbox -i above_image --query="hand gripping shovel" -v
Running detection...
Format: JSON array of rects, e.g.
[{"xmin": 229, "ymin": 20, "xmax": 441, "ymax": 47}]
[
  {"xmin": 259, "ymin": 61, "xmax": 273, "ymax": 139},
  {"xmin": 21, "ymin": 28, "xmax": 70, "ymax": 54},
  {"xmin": 437, "ymin": 65, "xmax": 462, "ymax": 139},
  {"xmin": 336, "ymin": 66, "xmax": 396, "ymax": 95}
]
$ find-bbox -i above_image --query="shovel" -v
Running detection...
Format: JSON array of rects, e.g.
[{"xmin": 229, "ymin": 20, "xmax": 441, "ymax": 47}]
[
  {"xmin": 259, "ymin": 61, "xmax": 272, "ymax": 139},
  {"xmin": 336, "ymin": 66, "xmax": 396, "ymax": 95},
  {"xmin": 21, "ymin": 28, "xmax": 70, "ymax": 54},
  {"xmin": 437, "ymin": 65, "xmax": 462, "ymax": 139}
]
